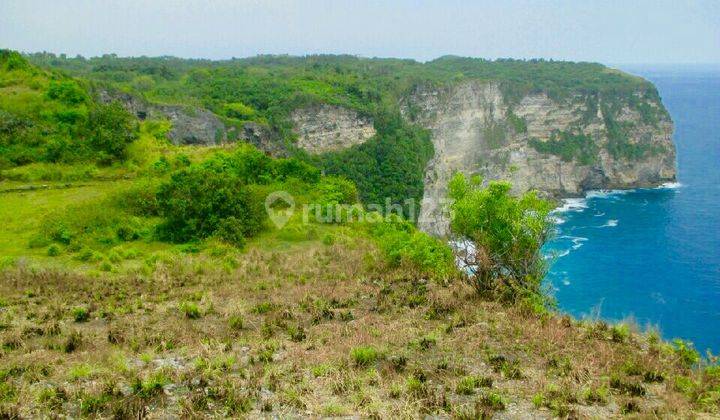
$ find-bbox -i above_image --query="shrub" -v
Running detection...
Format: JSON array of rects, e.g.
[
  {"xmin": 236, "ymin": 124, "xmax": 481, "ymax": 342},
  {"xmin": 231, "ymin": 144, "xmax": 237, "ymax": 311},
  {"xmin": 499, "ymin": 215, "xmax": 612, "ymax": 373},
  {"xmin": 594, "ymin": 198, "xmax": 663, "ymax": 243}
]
[
  {"xmin": 449, "ymin": 173, "xmax": 553, "ymax": 302},
  {"xmin": 351, "ymin": 346, "xmax": 379, "ymax": 367},
  {"xmin": 156, "ymin": 165, "xmax": 265, "ymax": 243},
  {"xmin": 369, "ymin": 216, "xmax": 456, "ymax": 280}
]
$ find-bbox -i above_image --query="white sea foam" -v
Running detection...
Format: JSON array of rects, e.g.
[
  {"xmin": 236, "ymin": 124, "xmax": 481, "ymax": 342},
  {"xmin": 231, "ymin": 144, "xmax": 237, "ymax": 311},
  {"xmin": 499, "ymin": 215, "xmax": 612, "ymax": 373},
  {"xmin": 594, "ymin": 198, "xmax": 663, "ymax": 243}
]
[
  {"xmin": 549, "ymin": 215, "xmax": 566, "ymax": 225},
  {"xmin": 554, "ymin": 198, "xmax": 588, "ymax": 213},
  {"xmin": 594, "ymin": 212, "xmax": 605, "ymax": 217},
  {"xmin": 571, "ymin": 236, "xmax": 588, "ymax": 249},
  {"xmin": 562, "ymin": 279, "xmax": 571, "ymax": 286},
  {"xmin": 586, "ymin": 189, "xmax": 631, "ymax": 199},
  {"xmin": 601, "ymin": 219, "xmax": 619, "ymax": 227},
  {"xmin": 657, "ymin": 181, "xmax": 683, "ymax": 189}
]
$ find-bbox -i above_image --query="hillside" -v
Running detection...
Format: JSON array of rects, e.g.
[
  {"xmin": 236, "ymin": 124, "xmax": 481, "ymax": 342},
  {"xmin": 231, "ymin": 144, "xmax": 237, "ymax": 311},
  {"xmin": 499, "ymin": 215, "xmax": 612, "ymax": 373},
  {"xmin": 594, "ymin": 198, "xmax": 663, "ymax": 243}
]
[
  {"xmin": 25, "ymin": 53, "xmax": 677, "ymax": 227},
  {"xmin": 0, "ymin": 52, "xmax": 715, "ymax": 418}
]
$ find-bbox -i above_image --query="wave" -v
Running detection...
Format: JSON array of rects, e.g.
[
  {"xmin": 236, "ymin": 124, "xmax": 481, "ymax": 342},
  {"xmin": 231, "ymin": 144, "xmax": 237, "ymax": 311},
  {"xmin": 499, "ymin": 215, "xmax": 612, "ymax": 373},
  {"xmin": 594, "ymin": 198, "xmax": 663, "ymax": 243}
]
[
  {"xmin": 549, "ymin": 215, "xmax": 566, "ymax": 225},
  {"xmin": 586, "ymin": 189, "xmax": 631, "ymax": 199},
  {"xmin": 554, "ymin": 198, "xmax": 588, "ymax": 213},
  {"xmin": 601, "ymin": 219, "xmax": 618, "ymax": 227},
  {"xmin": 657, "ymin": 181, "xmax": 683, "ymax": 189}
]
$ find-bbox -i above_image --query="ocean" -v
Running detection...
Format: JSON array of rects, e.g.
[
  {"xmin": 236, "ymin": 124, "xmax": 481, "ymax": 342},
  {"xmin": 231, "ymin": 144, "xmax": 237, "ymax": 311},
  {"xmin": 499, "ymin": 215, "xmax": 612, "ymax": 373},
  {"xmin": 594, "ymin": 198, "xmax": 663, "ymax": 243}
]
[{"xmin": 543, "ymin": 65, "xmax": 720, "ymax": 354}]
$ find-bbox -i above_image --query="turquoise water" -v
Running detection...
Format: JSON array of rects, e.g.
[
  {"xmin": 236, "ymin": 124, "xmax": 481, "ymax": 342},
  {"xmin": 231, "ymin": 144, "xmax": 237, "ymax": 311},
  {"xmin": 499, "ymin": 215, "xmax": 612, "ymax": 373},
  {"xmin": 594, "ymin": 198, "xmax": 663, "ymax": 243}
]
[{"xmin": 544, "ymin": 66, "xmax": 720, "ymax": 353}]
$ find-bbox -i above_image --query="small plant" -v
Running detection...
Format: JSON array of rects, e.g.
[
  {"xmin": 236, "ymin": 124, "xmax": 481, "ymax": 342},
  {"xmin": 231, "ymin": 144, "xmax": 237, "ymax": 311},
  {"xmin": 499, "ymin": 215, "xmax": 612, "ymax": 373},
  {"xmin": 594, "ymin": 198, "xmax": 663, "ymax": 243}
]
[
  {"xmin": 405, "ymin": 375, "xmax": 427, "ymax": 398},
  {"xmin": 477, "ymin": 391, "xmax": 505, "ymax": 411},
  {"xmin": 456, "ymin": 375, "xmax": 493, "ymax": 395},
  {"xmin": 252, "ymin": 301, "xmax": 275, "ymax": 315},
  {"xmin": 132, "ymin": 371, "xmax": 168, "ymax": 399},
  {"xmin": 670, "ymin": 339, "xmax": 701, "ymax": 368},
  {"xmin": 179, "ymin": 301, "xmax": 201, "ymax": 319},
  {"xmin": 581, "ymin": 385, "xmax": 609, "ymax": 404},
  {"xmin": 228, "ymin": 314, "xmax": 244, "ymax": 330},
  {"xmin": 287, "ymin": 324, "xmax": 306, "ymax": 342},
  {"xmin": 610, "ymin": 323, "xmax": 630, "ymax": 342},
  {"xmin": 610, "ymin": 375, "xmax": 646, "ymax": 396},
  {"xmin": 47, "ymin": 244, "xmax": 61, "ymax": 257},
  {"xmin": 71, "ymin": 306, "xmax": 90, "ymax": 323},
  {"xmin": 63, "ymin": 330, "xmax": 82, "ymax": 353},
  {"xmin": 351, "ymin": 346, "xmax": 378, "ymax": 367}
]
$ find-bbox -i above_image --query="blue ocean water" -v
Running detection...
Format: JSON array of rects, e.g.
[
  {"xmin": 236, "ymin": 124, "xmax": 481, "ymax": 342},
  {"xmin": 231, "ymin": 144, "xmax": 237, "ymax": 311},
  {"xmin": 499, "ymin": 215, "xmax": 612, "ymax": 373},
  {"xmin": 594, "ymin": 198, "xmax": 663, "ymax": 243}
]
[{"xmin": 544, "ymin": 66, "xmax": 720, "ymax": 354}]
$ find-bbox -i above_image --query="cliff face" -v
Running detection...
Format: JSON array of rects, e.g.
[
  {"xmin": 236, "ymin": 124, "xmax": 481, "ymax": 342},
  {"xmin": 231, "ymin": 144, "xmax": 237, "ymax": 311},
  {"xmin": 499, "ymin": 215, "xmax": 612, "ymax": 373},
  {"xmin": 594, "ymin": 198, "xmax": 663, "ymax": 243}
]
[
  {"xmin": 402, "ymin": 81, "xmax": 676, "ymax": 236},
  {"xmin": 291, "ymin": 104, "xmax": 376, "ymax": 153}
]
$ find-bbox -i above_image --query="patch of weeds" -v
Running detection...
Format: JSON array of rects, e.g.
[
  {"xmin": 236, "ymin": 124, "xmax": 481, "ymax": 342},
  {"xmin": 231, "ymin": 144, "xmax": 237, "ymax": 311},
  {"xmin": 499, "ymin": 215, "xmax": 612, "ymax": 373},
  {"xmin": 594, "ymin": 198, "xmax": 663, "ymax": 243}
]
[
  {"xmin": 63, "ymin": 330, "xmax": 82, "ymax": 353},
  {"xmin": 477, "ymin": 391, "xmax": 505, "ymax": 411},
  {"xmin": 388, "ymin": 354, "xmax": 408, "ymax": 372},
  {"xmin": 256, "ymin": 342, "xmax": 277, "ymax": 364},
  {"xmin": 47, "ymin": 244, "xmax": 61, "ymax": 257},
  {"xmin": 71, "ymin": 306, "xmax": 90, "ymax": 323},
  {"xmin": 610, "ymin": 375, "xmax": 646, "ymax": 396},
  {"xmin": 547, "ymin": 355, "xmax": 573, "ymax": 377},
  {"xmin": 351, "ymin": 346, "xmax": 378, "ymax": 367},
  {"xmin": 311, "ymin": 363, "xmax": 335, "ymax": 377},
  {"xmin": 405, "ymin": 374, "xmax": 427, "ymax": 398},
  {"xmin": 0, "ymin": 382, "xmax": 17, "ymax": 403},
  {"xmin": 581, "ymin": 385, "xmax": 609, "ymax": 405},
  {"xmin": 456, "ymin": 375, "xmax": 493, "ymax": 395},
  {"xmin": 322, "ymin": 402, "xmax": 347, "ymax": 416},
  {"xmin": 228, "ymin": 314, "xmax": 244, "ymax": 331},
  {"xmin": 620, "ymin": 399, "xmax": 641, "ymax": 414},
  {"xmin": 417, "ymin": 333, "xmax": 437, "ymax": 351},
  {"xmin": 534, "ymin": 384, "xmax": 578, "ymax": 416},
  {"xmin": 132, "ymin": 371, "xmax": 169, "ymax": 399},
  {"xmin": 669, "ymin": 339, "xmax": 701, "ymax": 368},
  {"xmin": 286, "ymin": 324, "xmax": 306, "ymax": 342},
  {"xmin": 389, "ymin": 382, "xmax": 403, "ymax": 399},
  {"xmin": 300, "ymin": 296, "xmax": 334, "ymax": 324},
  {"xmin": 610, "ymin": 323, "xmax": 630, "ymax": 342},
  {"xmin": 179, "ymin": 301, "xmax": 201, "ymax": 319},
  {"xmin": 37, "ymin": 385, "xmax": 67, "ymax": 410},
  {"xmin": 79, "ymin": 393, "xmax": 111, "ymax": 415},
  {"xmin": 252, "ymin": 301, "xmax": 275, "ymax": 315},
  {"xmin": 643, "ymin": 369, "xmax": 665, "ymax": 383},
  {"xmin": 68, "ymin": 363, "xmax": 95, "ymax": 380},
  {"xmin": 488, "ymin": 354, "xmax": 523, "ymax": 379}
]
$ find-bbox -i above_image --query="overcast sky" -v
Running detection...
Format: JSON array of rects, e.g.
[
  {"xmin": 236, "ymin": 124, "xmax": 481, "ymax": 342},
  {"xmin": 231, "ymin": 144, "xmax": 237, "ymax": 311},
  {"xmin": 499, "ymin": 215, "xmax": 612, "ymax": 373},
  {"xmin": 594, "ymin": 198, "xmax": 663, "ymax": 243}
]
[{"xmin": 1, "ymin": 0, "xmax": 719, "ymax": 64}]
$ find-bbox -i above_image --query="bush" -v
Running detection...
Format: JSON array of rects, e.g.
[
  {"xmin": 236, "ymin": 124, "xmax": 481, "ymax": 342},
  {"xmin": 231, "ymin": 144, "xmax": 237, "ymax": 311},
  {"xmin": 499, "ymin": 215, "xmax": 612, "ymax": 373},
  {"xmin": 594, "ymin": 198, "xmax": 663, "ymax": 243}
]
[
  {"xmin": 449, "ymin": 173, "xmax": 553, "ymax": 302},
  {"xmin": 368, "ymin": 216, "xmax": 456, "ymax": 280},
  {"xmin": 156, "ymin": 165, "xmax": 265, "ymax": 243}
]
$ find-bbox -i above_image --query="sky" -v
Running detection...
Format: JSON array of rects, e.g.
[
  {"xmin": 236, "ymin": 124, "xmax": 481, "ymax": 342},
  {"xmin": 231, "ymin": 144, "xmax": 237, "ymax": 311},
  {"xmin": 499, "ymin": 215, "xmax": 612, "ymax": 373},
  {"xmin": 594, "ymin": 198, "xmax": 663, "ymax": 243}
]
[{"xmin": 1, "ymin": 0, "xmax": 719, "ymax": 64}]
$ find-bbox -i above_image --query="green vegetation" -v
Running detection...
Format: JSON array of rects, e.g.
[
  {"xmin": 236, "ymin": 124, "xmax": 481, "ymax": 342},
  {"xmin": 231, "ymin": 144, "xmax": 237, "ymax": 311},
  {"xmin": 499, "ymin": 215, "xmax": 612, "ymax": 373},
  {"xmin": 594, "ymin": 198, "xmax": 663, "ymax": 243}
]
[
  {"xmin": 529, "ymin": 130, "xmax": 599, "ymax": 164},
  {"xmin": 0, "ymin": 49, "xmax": 709, "ymax": 418},
  {"xmin": 449, "ymin": 173, "xmax": 553, "ymax": 305},
  {"xmin": 0, "ymin": 50, "xmax": 138, "ymax": 168}
]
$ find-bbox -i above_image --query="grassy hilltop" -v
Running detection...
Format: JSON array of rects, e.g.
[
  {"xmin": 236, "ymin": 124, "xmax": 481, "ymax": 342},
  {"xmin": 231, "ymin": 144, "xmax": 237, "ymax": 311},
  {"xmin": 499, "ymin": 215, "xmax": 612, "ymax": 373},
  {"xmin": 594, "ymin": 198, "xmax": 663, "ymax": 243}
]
[{"xmin": 0, "ymin": 50, "xmax": 718, "ymax": 417}]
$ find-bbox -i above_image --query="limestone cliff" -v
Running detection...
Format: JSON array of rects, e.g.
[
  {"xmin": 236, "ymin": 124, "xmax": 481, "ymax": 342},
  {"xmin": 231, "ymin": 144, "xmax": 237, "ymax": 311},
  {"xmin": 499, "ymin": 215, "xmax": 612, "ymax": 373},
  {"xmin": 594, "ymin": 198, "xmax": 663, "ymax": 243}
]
[
  {"xmin": 291, "ymin": 104, "xmax": 376, "ymax": 153},
  {"xmin": 401, "ymin": 81, "xmax": 676, "ymax": 236}
]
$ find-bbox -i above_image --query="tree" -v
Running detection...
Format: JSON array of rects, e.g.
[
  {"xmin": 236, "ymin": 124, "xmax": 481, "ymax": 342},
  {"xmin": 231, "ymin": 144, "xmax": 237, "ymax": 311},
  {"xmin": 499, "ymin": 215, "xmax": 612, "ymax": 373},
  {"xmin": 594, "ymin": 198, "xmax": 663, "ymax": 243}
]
[
  {"xmin": 448, "ymin": 173, "xmax": 553, "ymax": 303},
  {"xmin": 87, "ymin": 101, "xmax": 138, "ymax": 163}
]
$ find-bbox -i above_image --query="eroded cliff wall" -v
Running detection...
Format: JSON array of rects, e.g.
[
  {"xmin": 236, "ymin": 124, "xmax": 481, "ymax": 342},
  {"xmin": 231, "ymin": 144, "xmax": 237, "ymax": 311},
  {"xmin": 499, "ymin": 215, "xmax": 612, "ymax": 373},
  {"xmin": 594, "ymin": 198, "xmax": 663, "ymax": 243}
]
[{"xmin": 402, "ymin": 81, "xmax": 676, "ymax": 236}]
